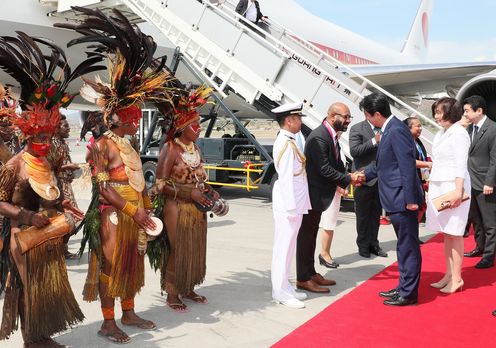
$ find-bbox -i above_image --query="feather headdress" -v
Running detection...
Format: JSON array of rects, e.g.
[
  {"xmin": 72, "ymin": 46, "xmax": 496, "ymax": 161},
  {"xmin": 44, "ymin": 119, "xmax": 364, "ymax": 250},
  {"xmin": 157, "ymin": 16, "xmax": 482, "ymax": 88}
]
[
  {"xmin": 0, "ymin": 31, "xmax": 104, "ymax": 137},
  {"xmin": 155, "ymin": 83, "xmax": 214, "ymax": 142},
  {"xmin": 55, "ymin": 7, "xmax": 176, "ymax": 125}
]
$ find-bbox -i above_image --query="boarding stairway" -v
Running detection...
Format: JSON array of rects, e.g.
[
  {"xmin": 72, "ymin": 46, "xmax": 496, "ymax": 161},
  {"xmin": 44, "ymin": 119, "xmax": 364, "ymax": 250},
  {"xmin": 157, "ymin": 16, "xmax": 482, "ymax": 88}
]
[{"xmin": 55, "ymin": 0, "xmax": 439, "ymax": 155}]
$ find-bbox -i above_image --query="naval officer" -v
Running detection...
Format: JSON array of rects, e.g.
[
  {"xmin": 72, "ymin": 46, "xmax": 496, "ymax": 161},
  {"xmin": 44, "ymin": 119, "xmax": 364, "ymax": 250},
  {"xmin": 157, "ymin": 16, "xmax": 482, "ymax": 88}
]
[{"xmin": 271, "ymin": 102, "xmax": 311, "ymax": 309}]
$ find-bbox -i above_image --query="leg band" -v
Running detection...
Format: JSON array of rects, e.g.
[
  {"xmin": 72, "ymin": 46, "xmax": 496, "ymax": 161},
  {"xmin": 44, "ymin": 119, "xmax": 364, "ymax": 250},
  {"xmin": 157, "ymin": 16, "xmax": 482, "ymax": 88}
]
[
  {"xmin": 101, "ymin": 307, "xmax": 115, "ymax": 320},
  {"xmin": 121, "ymin": 298, "xmax": 134, "ymax": 311}
]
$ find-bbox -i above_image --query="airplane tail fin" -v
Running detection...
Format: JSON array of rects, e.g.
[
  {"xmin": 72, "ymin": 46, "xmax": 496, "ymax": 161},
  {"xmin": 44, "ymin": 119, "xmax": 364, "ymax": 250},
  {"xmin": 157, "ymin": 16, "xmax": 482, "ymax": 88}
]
[{"xmin": 401, "ymin": 0, "xmax": 434, "ymax": 62}]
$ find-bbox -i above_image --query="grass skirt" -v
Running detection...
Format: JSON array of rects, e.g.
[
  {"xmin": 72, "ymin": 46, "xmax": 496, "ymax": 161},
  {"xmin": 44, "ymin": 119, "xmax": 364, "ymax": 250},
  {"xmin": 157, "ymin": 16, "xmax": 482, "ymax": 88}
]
[
  {"xmin": 164, "ymin": 201, "xmax": 207, "ymax": 294},
  {"xmin": 0, "ymin": 237, "xmax": 84, "ymax": 343}
]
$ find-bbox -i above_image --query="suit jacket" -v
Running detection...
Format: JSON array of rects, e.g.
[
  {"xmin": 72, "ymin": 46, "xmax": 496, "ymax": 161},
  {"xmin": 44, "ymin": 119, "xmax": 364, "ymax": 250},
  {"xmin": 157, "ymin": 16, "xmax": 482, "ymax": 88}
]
[
  {"xmin": 305, "ymin": 123, "xmax": 351, "ymax": 212},
  {"xmin": 364, "ymin": 116, "xmax": 424, "ymax": 213},
  {"xmin": 235, "ymin": 0, "xmax": 264, "ymax": 23},
  {"xmin": 349, "ymin": 120, "xmax": 378, "ymax": 186},
  {"xmin": 467, "ymin": 118, "xmax": 496, "ymax": 191}
]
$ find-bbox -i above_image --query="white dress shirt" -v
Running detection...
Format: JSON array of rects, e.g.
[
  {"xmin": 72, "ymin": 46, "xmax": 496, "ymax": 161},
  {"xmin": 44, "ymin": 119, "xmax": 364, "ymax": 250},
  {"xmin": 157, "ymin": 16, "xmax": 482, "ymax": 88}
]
[{"xmin": 245, "ymin": 1, "xmax": 257, "ymax": 22}]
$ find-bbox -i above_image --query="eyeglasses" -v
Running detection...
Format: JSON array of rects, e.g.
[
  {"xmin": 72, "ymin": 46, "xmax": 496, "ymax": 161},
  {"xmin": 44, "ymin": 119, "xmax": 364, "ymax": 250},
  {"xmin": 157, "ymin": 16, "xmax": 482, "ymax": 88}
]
[{"xmin": 334, "ymin": 113, "xmax": 353, "ymax": 121}]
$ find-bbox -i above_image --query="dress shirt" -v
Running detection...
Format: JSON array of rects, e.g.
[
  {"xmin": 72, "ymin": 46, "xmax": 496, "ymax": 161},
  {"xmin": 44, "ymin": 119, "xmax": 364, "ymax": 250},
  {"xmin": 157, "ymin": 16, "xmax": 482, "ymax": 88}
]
[{"xmin": 245, "ymin": 2, "xmax": 257, "ymax": 22}]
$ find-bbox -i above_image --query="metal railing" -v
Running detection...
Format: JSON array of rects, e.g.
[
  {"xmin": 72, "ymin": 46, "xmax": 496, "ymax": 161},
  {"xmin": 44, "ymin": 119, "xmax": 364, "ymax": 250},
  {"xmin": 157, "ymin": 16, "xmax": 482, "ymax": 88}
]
[
  {"xmin": 204, "ymin": 163, "xmax": 264, "ymax": 191},
  {"xmin": 220, "ymin": 0, "xmax": 441, "ymax": 132}
]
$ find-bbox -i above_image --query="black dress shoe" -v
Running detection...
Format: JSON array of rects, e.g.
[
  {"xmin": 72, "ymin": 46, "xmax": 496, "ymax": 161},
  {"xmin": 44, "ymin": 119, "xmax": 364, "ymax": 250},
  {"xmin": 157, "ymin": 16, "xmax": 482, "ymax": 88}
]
[
  {"xmin": 318, "ymin": 254, "xmax": 339, "ymax": 269},
  {"xmin": 359, "ymin": 250, "xmax": 371, "ymax": 258},
  {"xmin": 379, "ymin": 288, "xmax": 399, "ymax": 298},
  {"xmin": 464, "ymin": 249, "xmax": 483, "ymax": 257},
  {"xmin": 370, "ymin": 246, "xmax": 388, "ymax": 257},
  {"xmin": 383, "ymin": 295, "xmax": 417, "ymax": 306},
  {"xmin": 475, "ymin": 259, "xmax": 494, "ymax": 269}
]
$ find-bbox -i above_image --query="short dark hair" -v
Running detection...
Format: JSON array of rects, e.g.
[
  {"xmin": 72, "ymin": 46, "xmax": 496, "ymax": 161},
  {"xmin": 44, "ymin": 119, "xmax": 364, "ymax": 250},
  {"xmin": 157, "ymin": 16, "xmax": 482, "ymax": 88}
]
[
  {"xmin": 359, "ymin": 92, "xmax": 391, "ymax": 118},
  {"xmin": 431, "ymin": 97, "xmax": 462, "ymax": 123},
  {"xmin": 403, "ymin": 116, "xmax": 419, "ymax": 128},
  {"xmin": 463, "ymin": 95, "xmax": 487, "ymax": 114},
  {"xmin": 277, "ymin": 116, "xmax": 287, "ymax": 127}
]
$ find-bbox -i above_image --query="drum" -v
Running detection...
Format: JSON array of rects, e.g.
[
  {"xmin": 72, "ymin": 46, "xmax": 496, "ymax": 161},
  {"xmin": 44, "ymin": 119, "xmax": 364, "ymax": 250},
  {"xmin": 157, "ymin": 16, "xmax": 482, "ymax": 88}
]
[
  {"xmin": 15, "ymin": 213, "xmax": 75, "ymax": 254},
  {"xmin": 145, "ymin": 216, "xmax": 163, "ymax": 241}
]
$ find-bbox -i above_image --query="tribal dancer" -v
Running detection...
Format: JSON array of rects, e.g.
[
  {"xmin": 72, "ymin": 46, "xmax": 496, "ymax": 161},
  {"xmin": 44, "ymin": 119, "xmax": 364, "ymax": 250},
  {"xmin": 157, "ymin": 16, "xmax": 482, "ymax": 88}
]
[
  {"xmin": 56, "ymin": 7, "xmax": 175, "ymax": 344},
  {"xmin": 0, "ymin": 85, "xmax": 16, "ymax": 235},
  {"xmin": 0, "ymin": 85, "xmax": 16, "ymax": 165},
  {"xmin": 48, "ymin": 115, "xmax": 81, "ymax": 259},
  {"xmin": 153, "ymin": 86, "xmax": 227, "ymax": 312},
  {"xmin": 0, "ymin": 32, "xmax": 103, "ymax": 347}
]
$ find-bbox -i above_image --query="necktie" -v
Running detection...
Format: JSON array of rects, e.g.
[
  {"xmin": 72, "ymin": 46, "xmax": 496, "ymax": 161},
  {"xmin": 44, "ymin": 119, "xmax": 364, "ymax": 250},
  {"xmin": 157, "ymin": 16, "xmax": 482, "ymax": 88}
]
[
  {"xmin": 335, "ymin": 135, "xmax": 341, "ymax": 159},
  {"xmin": 374, "ymin": 126, "xmax": 382, "ymax": 134},
  {"xmin": 473, "ymin": 125, "xmax": 479, "ymax": 142},
  {"xmin": 295, "ymin": 132, "xmax": 304, "ymax": 152}
]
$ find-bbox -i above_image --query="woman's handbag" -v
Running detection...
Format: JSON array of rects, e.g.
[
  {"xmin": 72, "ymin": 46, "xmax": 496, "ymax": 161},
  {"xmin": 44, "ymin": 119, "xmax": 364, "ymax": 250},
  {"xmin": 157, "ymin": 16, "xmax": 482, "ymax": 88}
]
[{"xmin": 432, "ymin": 191, "xmax": 470, "ymax": 212}]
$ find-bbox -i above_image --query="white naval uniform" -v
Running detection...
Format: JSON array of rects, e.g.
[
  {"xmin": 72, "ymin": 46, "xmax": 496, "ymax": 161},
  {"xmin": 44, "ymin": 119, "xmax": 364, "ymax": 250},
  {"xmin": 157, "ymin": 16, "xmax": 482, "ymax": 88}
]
[{"xmin": 271, "ymin": 129, "xmax": 311, "ymax": 302}]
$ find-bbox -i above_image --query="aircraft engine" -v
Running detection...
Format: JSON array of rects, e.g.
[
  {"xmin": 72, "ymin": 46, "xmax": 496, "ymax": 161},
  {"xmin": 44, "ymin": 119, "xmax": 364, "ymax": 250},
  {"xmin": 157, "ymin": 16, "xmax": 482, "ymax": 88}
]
[{"xmin": 456, "ymin": 69, "xmax": 496, "ymax": 119}]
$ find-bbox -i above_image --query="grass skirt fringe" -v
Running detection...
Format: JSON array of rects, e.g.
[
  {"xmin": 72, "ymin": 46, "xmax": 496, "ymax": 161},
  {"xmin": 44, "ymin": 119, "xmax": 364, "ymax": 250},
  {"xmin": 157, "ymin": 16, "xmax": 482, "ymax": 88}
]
[
  {"xmin": 107, "ymin": 185, "xmax": 145, "ymax": 300},
  {"xmin": 0, "ymin": 271, "xmax": 21, "ymax": 341},
  {"xmin": 24, "ymin": 237, "xmax": 84, "ymax": 342},
  {"xmin": 165, "ymin": 202, "xmax": 207, "ymax": 294}
]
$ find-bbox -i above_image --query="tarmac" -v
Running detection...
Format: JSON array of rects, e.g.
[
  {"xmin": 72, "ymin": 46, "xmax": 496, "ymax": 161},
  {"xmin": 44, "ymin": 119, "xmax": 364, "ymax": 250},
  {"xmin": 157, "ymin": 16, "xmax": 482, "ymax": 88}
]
[{"xmin": 0, "ymin": 142, "xmax": 434, "ymax": 347}]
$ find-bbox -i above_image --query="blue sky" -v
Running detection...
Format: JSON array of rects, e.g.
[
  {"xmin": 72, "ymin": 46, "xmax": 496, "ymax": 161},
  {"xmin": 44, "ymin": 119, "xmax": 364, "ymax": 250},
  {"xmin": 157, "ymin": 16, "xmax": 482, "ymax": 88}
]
[{"xmin": 295, "ymin": 0, "xmax": 496, "ymax": 63}]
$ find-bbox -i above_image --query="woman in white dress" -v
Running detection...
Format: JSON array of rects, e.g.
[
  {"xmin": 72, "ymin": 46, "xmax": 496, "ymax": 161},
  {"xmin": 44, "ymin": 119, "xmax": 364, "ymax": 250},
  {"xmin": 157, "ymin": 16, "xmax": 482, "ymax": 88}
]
[
  {"xmin": 319, "ymin": 132, "xmax": 347, "ymax": 269},
  {"xmin": 426, "ymin": 97, "xmax": 471, "ymax": 294}
]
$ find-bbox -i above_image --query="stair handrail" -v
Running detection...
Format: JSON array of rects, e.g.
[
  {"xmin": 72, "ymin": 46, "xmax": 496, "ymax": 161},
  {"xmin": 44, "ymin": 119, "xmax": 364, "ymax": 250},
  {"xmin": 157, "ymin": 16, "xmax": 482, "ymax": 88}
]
[{"xmin": 220, "ymin": 0, "xmax": 440, "ymax": 130}]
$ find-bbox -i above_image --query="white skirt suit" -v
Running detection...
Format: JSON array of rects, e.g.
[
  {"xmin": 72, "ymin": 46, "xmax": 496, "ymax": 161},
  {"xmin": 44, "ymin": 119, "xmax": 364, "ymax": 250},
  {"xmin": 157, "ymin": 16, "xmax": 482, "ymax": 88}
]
[{"xmin": 426, "ymin": 122, "xmax": 471, "ymax": 235}]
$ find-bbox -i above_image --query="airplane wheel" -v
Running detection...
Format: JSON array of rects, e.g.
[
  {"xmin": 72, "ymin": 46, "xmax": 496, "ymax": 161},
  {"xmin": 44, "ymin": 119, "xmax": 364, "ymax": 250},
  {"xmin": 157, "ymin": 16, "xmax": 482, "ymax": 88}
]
[{"xmin": 142, "ymin": 161, "xmax": 157, "ymax": 190}]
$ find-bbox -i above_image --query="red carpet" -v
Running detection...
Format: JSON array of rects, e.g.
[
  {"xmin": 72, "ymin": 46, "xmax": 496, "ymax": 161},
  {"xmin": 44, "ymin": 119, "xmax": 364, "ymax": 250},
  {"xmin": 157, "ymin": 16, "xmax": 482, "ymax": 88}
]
[{"xmin": 273, "ymin": 233, "xmax": 496, "ymax": 347}]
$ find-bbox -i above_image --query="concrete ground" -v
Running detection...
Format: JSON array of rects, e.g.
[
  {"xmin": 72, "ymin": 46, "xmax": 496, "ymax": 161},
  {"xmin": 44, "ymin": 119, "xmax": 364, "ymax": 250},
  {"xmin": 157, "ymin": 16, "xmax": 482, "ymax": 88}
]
[{"xmin": 1, "ymin": 142, "xmax": 433, "ymax": 347}]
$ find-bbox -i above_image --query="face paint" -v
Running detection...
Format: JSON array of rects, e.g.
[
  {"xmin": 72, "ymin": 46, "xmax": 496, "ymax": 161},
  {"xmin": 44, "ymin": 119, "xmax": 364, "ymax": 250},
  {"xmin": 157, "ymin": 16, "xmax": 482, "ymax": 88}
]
[
  {"xmin": 189, "ymin": 123, "xmax": 201, "ymax": 134},
  {"xmin": 31, "ymin": 142, "xmax": 51, "ymax": 157}
]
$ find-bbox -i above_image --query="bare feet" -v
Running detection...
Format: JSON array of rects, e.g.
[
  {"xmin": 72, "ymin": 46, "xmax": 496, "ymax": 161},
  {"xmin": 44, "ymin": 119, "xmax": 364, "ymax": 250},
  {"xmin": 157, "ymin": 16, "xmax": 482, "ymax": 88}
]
[
  {"xmin": 166, "ymin": 294, "xmax": 189, "ymax": 313},
  {"xmin": 121, "ymin": 310, "xmax": 156, "ymax": 330},
  {"xmin": 183, "ymin": 291, "xmax": 208, "ymax": 304},
  {"xmin": 98, "ymin": 320, "xmax": 131, "ymax": 344}
]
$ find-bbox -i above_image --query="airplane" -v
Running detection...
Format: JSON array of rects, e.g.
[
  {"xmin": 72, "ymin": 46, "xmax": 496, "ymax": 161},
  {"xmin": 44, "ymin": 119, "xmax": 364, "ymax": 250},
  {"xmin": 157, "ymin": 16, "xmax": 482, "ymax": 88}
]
[
  {"xmin": 0, "ymin": 0, "xmax": 495, "ymax": 116},
  {"xmin": 244, "ymin": 0, "xmax": 496, "ymax": 114}
]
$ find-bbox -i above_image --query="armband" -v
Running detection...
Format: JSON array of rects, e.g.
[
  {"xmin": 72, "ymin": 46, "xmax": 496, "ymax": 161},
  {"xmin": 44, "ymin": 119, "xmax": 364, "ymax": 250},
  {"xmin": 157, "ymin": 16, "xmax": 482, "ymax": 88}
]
[
  {"xmin": 95, "ymin": 172, "xmax": 110, "ymax": 183},
  {"xmin": 121, "ymin": 202, "xmax": 138, "ymax": 217}
]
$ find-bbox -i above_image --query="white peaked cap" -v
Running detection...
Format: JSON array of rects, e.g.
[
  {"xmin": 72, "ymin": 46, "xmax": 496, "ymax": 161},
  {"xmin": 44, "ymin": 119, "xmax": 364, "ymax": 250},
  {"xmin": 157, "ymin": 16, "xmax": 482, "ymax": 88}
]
[{"xmin": 271, "ymin": 102, "xmax": 304, "ymax": 116}]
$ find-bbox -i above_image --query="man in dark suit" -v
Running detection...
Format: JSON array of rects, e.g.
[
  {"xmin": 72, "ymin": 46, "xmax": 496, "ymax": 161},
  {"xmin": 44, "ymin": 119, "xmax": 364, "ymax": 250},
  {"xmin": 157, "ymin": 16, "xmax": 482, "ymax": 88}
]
[
  {"xmin": 463, "ymin": 95, "xmax": 496, "ymax": 269},
  {"xmin": 296, "ymin": 102, "xmax": 362, "ymax": 293},
  {"xmin": 350, "ymin": 119, "xmax": 387, "ymax": 258},
  {"xmin": 235, "ymin": 0, "xmax": 267, "ymax": 24},
  {"xmin": 235, "ymin": 0, "xmax": 268, "ymax": 38},
  {"xmin": 361, "ymin": 92, "xmax": 424, "ymax": 306}
]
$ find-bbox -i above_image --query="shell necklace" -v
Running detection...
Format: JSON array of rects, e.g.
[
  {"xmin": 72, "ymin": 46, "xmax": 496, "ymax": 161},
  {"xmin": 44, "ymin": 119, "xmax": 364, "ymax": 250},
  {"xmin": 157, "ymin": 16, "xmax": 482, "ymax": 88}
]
[
  {"xmin": 22, "ymin": 151, "xmax": 60, "ymax": 200},
  {"xmin": 104, "ymin": 130, "xmax": 145, "ymax": 192},
  {"xmin": 174, "ymin": 138, "xmax": 201, "ymax": 168}
]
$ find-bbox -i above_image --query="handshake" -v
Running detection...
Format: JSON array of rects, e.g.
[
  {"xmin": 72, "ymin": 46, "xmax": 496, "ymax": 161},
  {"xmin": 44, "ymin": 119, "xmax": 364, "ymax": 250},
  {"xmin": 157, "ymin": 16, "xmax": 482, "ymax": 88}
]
[{"xmin": 349, "ymin": 171, "xmax": 366, "ymax": 187}]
